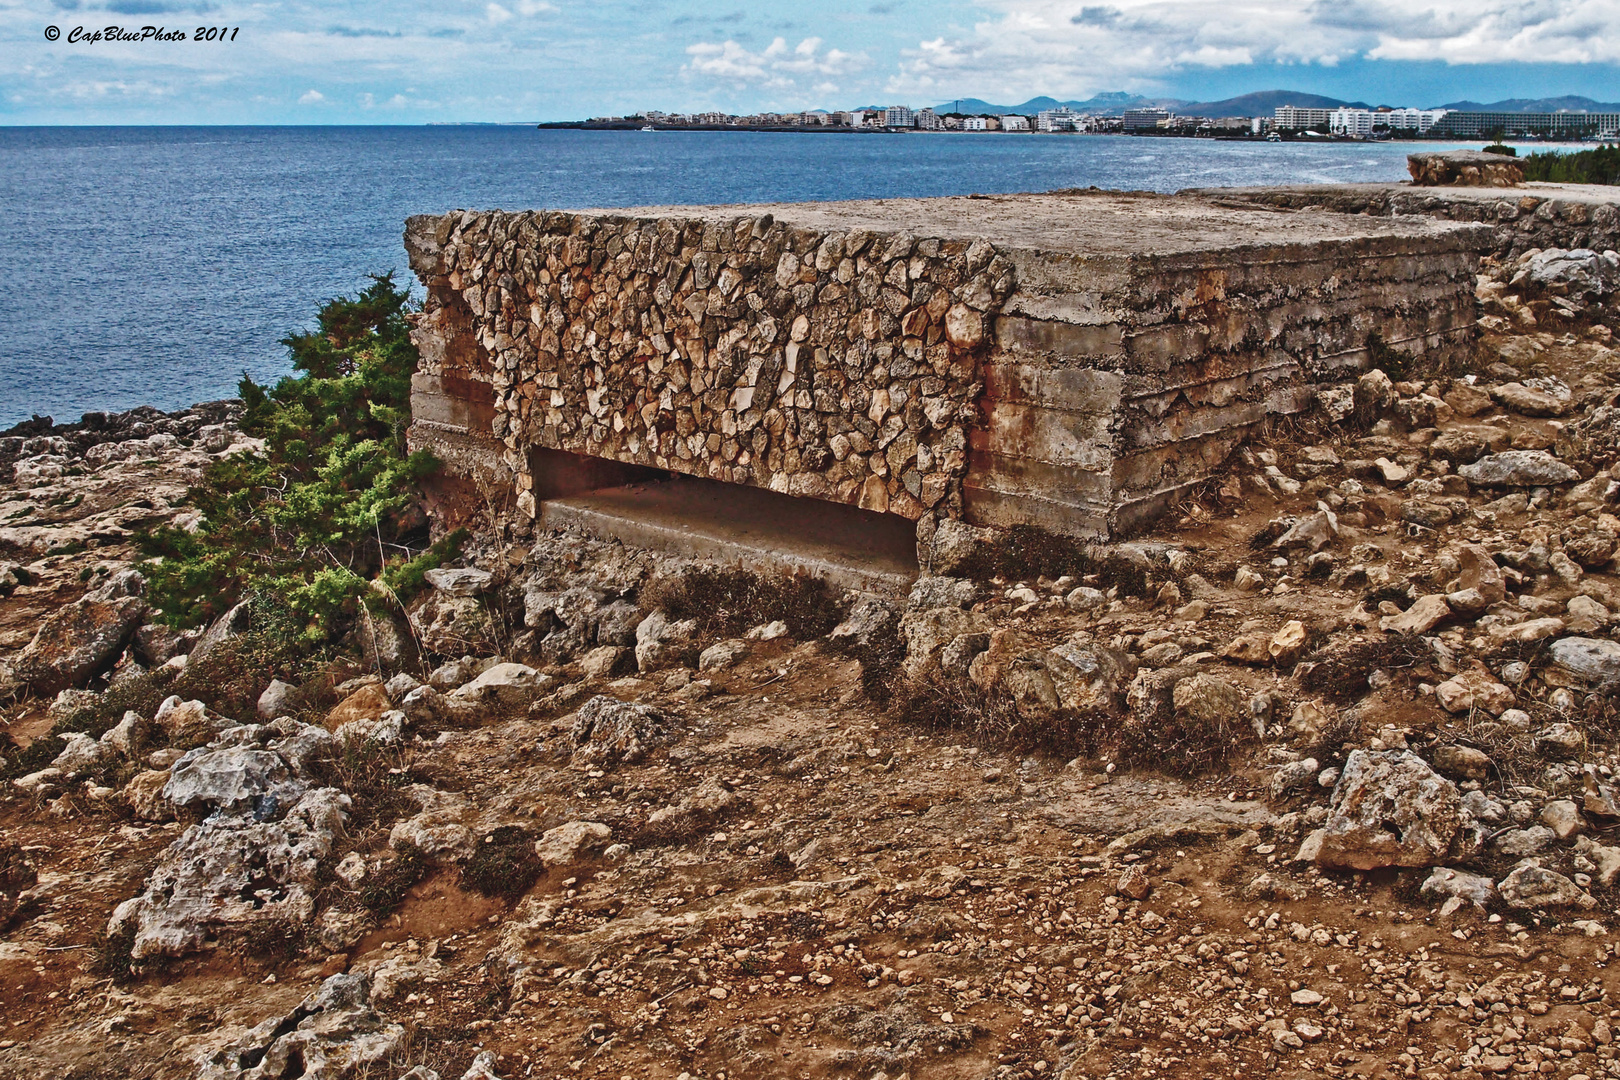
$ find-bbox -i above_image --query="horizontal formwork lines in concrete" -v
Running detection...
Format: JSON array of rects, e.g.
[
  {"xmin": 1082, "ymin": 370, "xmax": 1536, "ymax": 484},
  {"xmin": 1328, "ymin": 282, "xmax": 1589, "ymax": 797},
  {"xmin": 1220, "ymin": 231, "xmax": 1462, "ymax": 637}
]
[
  {"xmin": 1006, "ymin": 231, "xmax": 1486, "ymax": 302},
  {"xmin": 992, "ymin": 298, "xmax": 1470, "ymax": 378},
  {"xmin": 1120, "ymin": 381, "xmax": 1315, "ymax": 453}
]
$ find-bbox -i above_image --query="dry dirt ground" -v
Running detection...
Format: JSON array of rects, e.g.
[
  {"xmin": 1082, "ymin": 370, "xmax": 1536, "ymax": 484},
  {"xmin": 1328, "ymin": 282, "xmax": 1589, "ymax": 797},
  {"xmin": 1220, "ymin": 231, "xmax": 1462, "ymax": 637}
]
[{"xmin": 2, "ymin": 314, "xmax": 1620, "ymax": 1079}]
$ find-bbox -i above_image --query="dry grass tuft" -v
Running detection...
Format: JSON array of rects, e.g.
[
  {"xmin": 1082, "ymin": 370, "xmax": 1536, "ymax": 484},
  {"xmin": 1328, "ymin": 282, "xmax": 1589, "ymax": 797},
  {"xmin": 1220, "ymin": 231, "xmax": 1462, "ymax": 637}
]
[
  {"xmin": 954, "ymin": 524, "xmax": 1149, "ymax": 595},
  {"xmin": 1299, "ymin": 636, "xmax": 1429, "ymax": 705},
  {"xmin": 645, "ymin": 565, "xmax": 848, "ymax": 640},
  {"xmin": 461, "ymin": 825, "xmax": 543, "ymax": 901}
]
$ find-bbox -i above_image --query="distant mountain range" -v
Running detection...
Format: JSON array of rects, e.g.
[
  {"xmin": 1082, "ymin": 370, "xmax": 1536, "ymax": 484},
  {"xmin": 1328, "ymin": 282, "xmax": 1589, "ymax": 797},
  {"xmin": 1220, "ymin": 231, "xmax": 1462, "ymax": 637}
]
[
  {"xmin": 921, "ymin": 90, "xmax": 1620, "ymax": 117},
  {"xmin": 1437, "ymin": 95, "xmax": 1620, "ymax": 113}
]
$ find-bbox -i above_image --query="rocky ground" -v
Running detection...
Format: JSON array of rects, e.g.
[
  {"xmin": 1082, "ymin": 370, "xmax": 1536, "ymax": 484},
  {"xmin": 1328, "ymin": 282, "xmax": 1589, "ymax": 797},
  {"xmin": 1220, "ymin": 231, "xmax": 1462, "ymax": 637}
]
[{"xmin": 1, "ymin": 246, "xmax": 1620, "ymax": 1080}]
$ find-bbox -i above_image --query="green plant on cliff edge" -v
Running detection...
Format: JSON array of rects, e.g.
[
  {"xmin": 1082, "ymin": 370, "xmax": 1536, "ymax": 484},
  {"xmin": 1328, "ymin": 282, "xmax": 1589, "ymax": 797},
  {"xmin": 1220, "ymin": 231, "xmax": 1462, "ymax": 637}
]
[
  {"xmin": 1519, "ymin": 145, "xmax": 1620, "ymax": 186},
  {"xmin": 139, "ymin": 273, "xmax": 452, "ymax": 645}
]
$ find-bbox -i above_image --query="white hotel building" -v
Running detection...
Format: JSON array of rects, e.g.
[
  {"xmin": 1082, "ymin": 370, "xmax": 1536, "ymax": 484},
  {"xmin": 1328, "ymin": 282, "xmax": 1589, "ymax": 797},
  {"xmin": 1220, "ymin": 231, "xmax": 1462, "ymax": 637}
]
[
  {"xmin": 1279, "ymin": 104, "xmax": 1450, "ymax": 135},
  {"xmin": 1329, "ymin": 108, "xmax": 1374, "ymax": 137}
]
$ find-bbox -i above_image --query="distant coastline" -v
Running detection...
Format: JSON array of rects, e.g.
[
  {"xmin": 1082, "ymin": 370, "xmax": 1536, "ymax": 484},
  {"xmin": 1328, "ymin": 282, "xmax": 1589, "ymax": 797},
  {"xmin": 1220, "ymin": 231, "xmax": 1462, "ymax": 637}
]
[{"xmin": 538, "ymin": 121, "xmax": 1495, "ymax": 144}]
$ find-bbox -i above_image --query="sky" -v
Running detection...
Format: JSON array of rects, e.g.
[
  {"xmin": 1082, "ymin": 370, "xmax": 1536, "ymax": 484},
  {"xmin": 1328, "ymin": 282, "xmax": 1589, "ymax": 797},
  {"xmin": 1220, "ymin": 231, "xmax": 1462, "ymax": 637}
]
[{"xmin": 3, "ymin": 0, "xmax": 1619, "ymax": 123}]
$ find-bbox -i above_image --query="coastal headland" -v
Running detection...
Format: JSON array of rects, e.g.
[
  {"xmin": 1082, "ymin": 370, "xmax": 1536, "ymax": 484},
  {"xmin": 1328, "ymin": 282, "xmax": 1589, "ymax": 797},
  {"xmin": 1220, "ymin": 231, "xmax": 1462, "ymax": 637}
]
[{"xmin": 1, "ymin": 168, "xmax": 1620, "ymax": 1080}]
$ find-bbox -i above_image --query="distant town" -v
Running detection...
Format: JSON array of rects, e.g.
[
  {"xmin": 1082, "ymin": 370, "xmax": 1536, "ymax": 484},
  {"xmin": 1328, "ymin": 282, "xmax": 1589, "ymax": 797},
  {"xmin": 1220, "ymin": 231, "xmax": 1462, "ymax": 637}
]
[{"xmin": 549, "ymin": 102, "xmax": 1620, "ymax": 141}]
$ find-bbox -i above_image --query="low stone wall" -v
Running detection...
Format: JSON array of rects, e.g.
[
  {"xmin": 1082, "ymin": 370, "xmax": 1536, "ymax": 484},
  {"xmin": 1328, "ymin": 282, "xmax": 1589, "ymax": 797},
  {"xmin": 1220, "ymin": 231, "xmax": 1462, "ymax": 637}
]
[{"xmin": 405, "ymin": 191, "xmax": 1486, "ymax": 543}]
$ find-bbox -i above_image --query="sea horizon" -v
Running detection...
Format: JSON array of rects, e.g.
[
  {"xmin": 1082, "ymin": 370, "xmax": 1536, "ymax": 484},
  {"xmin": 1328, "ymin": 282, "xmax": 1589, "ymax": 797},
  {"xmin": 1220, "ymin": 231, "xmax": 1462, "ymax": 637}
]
[{"xmin": 0, "ymin": 126, "xmax": 1544, "ymax": 427}]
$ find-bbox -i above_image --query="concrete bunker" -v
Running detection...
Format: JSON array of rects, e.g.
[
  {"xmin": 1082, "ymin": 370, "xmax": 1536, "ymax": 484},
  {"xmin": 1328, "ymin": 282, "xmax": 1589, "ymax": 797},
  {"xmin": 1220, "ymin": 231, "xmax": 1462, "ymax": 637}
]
[{"xmin": 403, "ymin": 189, "xmax": 1487, "ymax": 587}]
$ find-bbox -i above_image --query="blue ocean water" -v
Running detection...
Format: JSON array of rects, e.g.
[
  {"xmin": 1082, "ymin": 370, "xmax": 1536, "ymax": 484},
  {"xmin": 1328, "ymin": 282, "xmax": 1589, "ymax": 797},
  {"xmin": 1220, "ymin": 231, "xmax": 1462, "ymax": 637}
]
[{"xmin": 0, "ymin": 126, "xmax": 1488, "ymax": 427}]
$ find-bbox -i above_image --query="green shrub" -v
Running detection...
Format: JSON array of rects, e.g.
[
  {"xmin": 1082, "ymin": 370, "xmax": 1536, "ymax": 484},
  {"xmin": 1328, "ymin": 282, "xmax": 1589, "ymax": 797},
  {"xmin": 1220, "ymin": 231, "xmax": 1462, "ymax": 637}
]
[
  {"xmin": 1519, "ymin": 145, "xmax": 1620, "ymax": 185},
  {"xmin": 139, "ymin": 274, "xmax": 439, "ymax": 645}
]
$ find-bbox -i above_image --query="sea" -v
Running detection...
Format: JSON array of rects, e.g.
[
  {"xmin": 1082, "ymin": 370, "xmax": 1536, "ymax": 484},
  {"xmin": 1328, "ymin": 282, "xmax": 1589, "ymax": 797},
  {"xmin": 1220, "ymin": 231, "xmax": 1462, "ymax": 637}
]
[{"xmin": 0, "ymin": 126, "xmax": 1500, "ymax": 428}]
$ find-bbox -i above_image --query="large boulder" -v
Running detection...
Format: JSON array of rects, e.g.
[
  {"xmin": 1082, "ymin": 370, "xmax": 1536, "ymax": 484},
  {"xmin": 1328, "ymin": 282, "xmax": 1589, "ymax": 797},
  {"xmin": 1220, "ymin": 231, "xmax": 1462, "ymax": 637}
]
[
  {"xmin": 906, "ymin": 576, "xmax": 985, "ymax": 612},
  {"xmin": 1490, "ymin": 380, "xmax": 1571, "ymax": 418},
  {"xmin": 924, "ymin": 519, "xmax": 995, "ymax": 576},
  {"xmin": 11, "ymin": 595, "xmax": 146, "ymax": 694},
  {"xmin": 154, "ymin": 695, "xmax": 231, "ymax": 748},
  {"xmin": 408, "ymin": 591, "xmax": 496, "ymax": 657},
  {"xmin": 1497, "ymin": 861, "xmax": 1596, "ymax": 910},
  {"xmin": 633, "ymin": 611, "xmax": 697, "ymax": 672},
  {"xmin": 445, "ymin": 662, "xmax": 552, "ymax": 709},
  {"xmin": 1458, "ymin": 450, "xmax": 1578, "ymax": 488},
  {"xmin": 1300, "ymin": 750, "xmax": 1468, "ymax": 870},
  {"xmin": 1043, "ymin": 640, "xmax": 1129, "ymax": 712},
  {"xmin": 50, "ymin": 732, "xmax": 115, "ymax": 779},
  {"xmin": 534, "ymin": 821, "xmax": 613, "ymax": 865},
  {"xmin": 1525, "ymin": 248, "xmax": 1620, "ymax": 299},
  {"xmin": 1420, "ymin": 867, "xmax": 1497, "ymax": 909},
  {"xmin": 1171, "ymin": 673, "xmax": 1247, "ymax": 729},
  {"xmin": 389, "ymin": 811, "xmax": 476, "ymax": 864},
  {"xmin": 827, "ymin": 595, "xmax": 899, "ymax": 649},
  {"xmin": 900, "ymin": 606, "xmax": 992, "ymax": 678},
  {"xmin": 1435, "ymin": 666, "xmax": 1515, "ymax": 715},
  {"xmin": 697, "ymin": 639, "xmax": 749, "ymax": 672},
  {"xmin": 1407, "ymin": 150, "xmax": 1523, "ymax": 187},
  {"xmin": 1547, "ymin": 637, "xmax": 1620, "ymax": 687}
]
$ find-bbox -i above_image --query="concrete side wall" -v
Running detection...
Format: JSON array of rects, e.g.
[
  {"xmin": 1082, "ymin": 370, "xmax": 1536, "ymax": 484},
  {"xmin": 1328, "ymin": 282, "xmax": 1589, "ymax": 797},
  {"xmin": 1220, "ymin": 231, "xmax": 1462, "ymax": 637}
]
[
  {"xmin": 404, "ymin": 209, "xmax": 1011, "ymax": 527},
  {"xmin": 964, "ymin": 236, "xmax": 1481, "ymax": 535},
  {"xmin": 1210, "ymin": 187, "xmax": 1620, "ymax": 260}
]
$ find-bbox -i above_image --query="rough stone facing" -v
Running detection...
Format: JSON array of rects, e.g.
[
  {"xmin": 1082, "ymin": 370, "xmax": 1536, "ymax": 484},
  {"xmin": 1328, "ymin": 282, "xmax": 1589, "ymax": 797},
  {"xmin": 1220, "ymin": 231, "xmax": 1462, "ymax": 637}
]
[
  {"xmin": 405, "ymin": 191, "xmax": 1484, "ymax": 539},
  {"xmin": 1408, "ymin": 150, "xmax": 1525, "ymax": 188},
  {"xmin": 407, "ymin": 206, "xmax": 1011, "ymax": 524}
]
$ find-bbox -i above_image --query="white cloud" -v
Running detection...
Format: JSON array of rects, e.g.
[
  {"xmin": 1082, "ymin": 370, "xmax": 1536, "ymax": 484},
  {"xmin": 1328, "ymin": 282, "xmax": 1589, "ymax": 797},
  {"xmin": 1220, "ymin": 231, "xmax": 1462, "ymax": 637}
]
[
  {"xmin": 298, "ymin": 88, "xmax": 325, "ymax": 103},
  {"xmin": 1361, "ymin": 0, "xmax": 1620, "ymax": 64},
  {"xmin": 884, "ymin": 0, "xmax": 1620, "ymax": 101},
  {"xmin": 485, "ymin": 3, "xmax": 513, "ymax": 23},
  {"xmin": 684, "ymin": 35, "xmax": 869, "ymax": 92},
  {"xmin": 516, "ymin": 0, "xmax": 558, "ymax": 14},
  {"xmin": 59, "ymin": 79, "xmax": 175, "ymax": 101}
]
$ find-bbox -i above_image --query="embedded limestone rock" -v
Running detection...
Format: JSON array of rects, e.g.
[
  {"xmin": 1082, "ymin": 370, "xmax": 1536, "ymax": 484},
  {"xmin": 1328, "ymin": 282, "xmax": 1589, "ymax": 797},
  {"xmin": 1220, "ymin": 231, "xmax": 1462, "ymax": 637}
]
[
  {"xmin": 1300, "ymin": 750, "xmax": 1470, "ymax": 870},
  {"xmin": 570, "ymin": 695, "xmax": 670, "ymax": 768},
  {"xmin": 193, "ymin": 973, "xmax": 406, "ymax": 1080},
  {"xmin": 109, "ymin": 786, "xmax": 350, "ymax": 961},
  {"xmin": 1420, "ymin": 867, "xmax": 1497, "ymax": 908},
  {"xmin": 1497, "ymin": 861, "xmax": 1596, "ymax": 910},
  {"xmin": 11, "ymin": 594, "xmax": 147, "ymax": 694},
  {"xmin": 1458, "ymin": 450, "xmax": 1579, "ymax": 488},
  {"xmin": 163, "ymin": 745, "xmax": 305, "ymax": 815},
  {"xmin": 534, "ymin": 820, "xmax": 613, "ymax": 865},
  {"xmin": 1548, "ymin": 636, "xmax": 1620, "ymax": 686}
]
